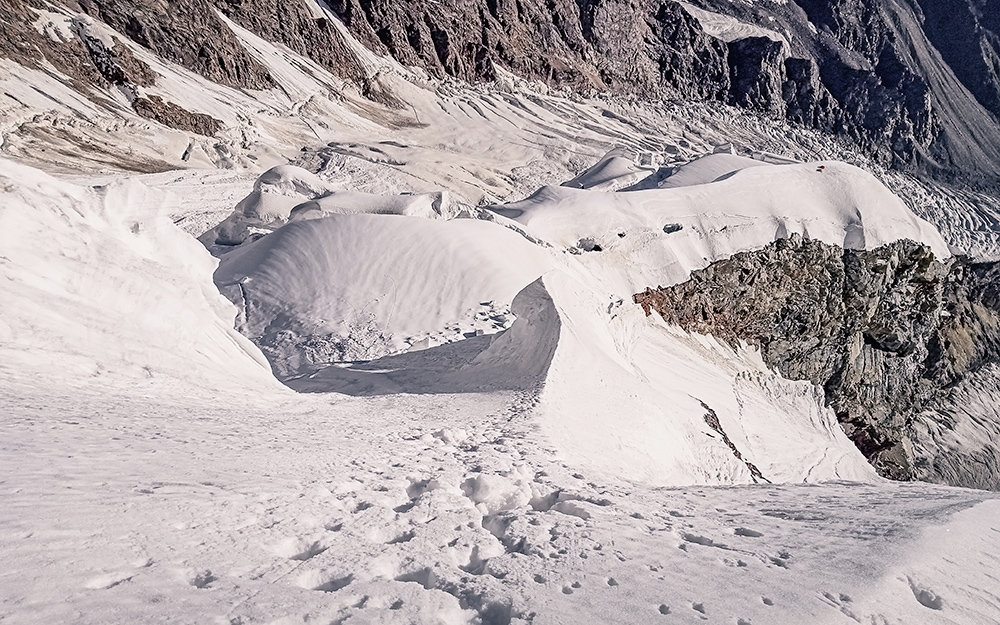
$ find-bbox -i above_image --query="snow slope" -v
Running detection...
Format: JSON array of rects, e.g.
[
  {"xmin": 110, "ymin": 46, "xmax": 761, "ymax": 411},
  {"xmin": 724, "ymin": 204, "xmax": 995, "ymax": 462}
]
[
  {"xmin": 2, "ymin": 139, "xmax": 1000, "ymax": 625},
  {"xmin": 205, "ymin": 151, "xmax": 955, "ymax": 487},
  {"xmin": 0, "ymin": 158, "xmax": 276, "ymax": 393},
  {"xmin": 2, "ymin": 7, "xmax": 1000, "ymax": 619}
]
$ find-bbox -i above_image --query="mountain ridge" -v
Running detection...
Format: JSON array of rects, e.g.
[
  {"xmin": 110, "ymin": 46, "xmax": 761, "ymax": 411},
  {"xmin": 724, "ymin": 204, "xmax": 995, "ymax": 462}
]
[{"xmin": 4, "ymin": 0, "xmax": 1000, "ymax": 189}]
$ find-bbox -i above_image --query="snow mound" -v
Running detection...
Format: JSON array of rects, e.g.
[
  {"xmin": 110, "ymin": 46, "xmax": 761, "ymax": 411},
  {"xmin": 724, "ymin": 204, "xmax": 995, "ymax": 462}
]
[
  {"xmin": 238, "ymin": 164, "xmax": 338, "ymax": 224},
  {"xmin": 214, "ymin": 213, "xmax": 554, "ymax": 376},
  {"xmin": 495, "ymin": 160, "xmax": 950, "ymax": 291},
  {"xmin": 561, "ymin": 150, "xmax": 654, "ymax": 191},
  {"xmin": 288, "ymin": 189, "xmax": 451, "ymax": 221},
  {"xmin": 657, "ymin": 152, "xmax": 767, "ymax": 188},
  {"xmin": 203, "ymin": 165, "xmax": 457, "ymax": 247},
  {"xmin": 0, "ymin": 158, "xmax": 276, "ymax": 392}
]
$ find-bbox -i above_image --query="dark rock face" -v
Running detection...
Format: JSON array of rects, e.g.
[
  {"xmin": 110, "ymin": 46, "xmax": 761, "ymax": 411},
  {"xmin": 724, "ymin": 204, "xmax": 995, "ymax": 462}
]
[
  {"xmin": 76, "ymin": 0, "xmax": 276, "ymax": 90},
  {"xmin": 214, "ymin": 0, "xmax": 368, "ymax": 87},
  {"xmin": 815, "ymin": 36, "xmax": 937, "ymax": 165},
  {"xmin": 73, "ymin": 23, "xmax": 157, "ymax": 88},
  {"xmin": 633, "ymin": 235, "xmax": 1000, "ymax": 483},
  {"xmin": 0, "ymin": 0, "xmax": 111, "ymax": 94},
  {"xmin": 647, "ymin": 2, "xmax": 730, "ymax": 101},
  {"xmin": 325, "ymin": 0, "xmax": 736, "ymax": 98},
  {"xmin": 727, "ymin": 37, "xmax": 786, "ymax": 117},
  {"xmin": 132, "ymin": 95, "xmax": 223, "ymax": 136},
  {"xmin": 912, "ymin": 0, "xmax": 1000, "ymax": 122},
  {"xmin": 782, "ymin": 57, "xmax": 839, "ymax": 131}
]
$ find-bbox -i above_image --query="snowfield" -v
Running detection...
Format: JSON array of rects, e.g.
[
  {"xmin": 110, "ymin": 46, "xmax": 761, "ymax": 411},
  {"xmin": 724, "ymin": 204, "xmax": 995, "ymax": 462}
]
[
  {"xmin": 3, "ymin": 5, "xmax": 1000, "ymax": 622},
  {"xmin": 3, "ymin": 145, "xmax": 1000, "ymax": 624}
]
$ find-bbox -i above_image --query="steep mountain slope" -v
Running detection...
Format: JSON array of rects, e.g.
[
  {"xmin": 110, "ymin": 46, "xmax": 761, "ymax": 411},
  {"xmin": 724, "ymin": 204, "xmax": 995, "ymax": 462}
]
[
  {"xmin": 912, "ymin": 0, "xmax": 1000, "ymax": 121},
  {"xmin": 322, "ymin": 0, "xmax": 1000, "ymax": 184},
  {"xmin": 4, "ymin": 0, "xmax": 1000, "ymax": 188}
]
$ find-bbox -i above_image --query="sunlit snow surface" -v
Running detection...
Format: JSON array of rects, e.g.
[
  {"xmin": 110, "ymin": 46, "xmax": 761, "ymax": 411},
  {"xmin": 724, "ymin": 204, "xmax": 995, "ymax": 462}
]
[
  {"xmin": 3, "ymin": 150, "xmax": 1000, "ymax": 624},
  {"xmin": 2, "ymin": 6, "xmax": 1000, "ymax": 622}
]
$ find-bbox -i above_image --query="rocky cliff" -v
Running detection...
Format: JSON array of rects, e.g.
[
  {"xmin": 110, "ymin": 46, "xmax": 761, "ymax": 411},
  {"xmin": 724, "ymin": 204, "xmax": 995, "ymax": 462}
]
[
  {"xmin": 634, "ymin": 234, "xmax": 1000, "ymax": 485},
  {"xmin": 326, "ymin": 0, "xmax": 1000, "ymax": 186},
  {"xmin": 4, "ymin": 0, "xmax": 1000, "ymax": 186}
]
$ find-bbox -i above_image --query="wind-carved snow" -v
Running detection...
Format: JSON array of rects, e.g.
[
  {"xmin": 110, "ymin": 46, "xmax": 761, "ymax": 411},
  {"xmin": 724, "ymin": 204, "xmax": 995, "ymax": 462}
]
[
  {"xmin": 201, "ymin": 149, "xmax": 955, "ymax": 487},
  {"xmin": 3, "ymin": 140, "xmax": 1000, "ymax": 624},
  {"xmin": 3, "ymin": 8, "xmax": 1000, "ymax": 621},
  {"xmin": 213, "ymin": 208, "xmax": 554, "ymax": 375},
  {"xmin": 0, "ymin": 158, "xmax": 276, "ymax": 393}
]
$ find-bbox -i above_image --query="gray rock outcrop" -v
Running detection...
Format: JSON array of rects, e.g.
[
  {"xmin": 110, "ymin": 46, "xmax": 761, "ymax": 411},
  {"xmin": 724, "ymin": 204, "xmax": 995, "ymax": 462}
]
[{"xmin": 634, "ymin": 235, "xmax": 1000, "ymax": 485}]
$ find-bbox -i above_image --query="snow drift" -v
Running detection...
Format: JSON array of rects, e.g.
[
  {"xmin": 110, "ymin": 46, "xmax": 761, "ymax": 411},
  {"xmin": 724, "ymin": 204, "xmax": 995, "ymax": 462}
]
[
  {"xmin": 0, "ymin": 158, "xmax": 277, "ymax": 392},
  {"xmin": 213, "ymin": 210, "xmax": 554, "ymax": 375},
  {"xmin": 494, "ymin": 160, "xmax": 950, "ymax": 293},
  {"xmin": 203, "ymin": 165, "xmax": 458, "ymax": 247},
  {"xmin": 205, "ymin": 154, "xmax": 956, "ymax": 485}
]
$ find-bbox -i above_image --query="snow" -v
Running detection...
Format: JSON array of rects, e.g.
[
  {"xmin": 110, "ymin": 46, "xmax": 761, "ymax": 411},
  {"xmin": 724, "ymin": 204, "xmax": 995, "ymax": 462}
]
[
  {"xmin": 657, "ymin": 152, "xmax": 768, "ymax": 189},
  {"xmin": 3, "ymin": 377, "xmax": 998, "ymax": 624},
  {"xmin": 561, "ymin": 149, "xmax": 656, "ymax": 191},
  {"xmin": 534, "ymin": 271, "xmax": 877, "ymax": 486},
  {"xmin": 678, "ymin": 2, "xmax": 790, "ymax": 47},
  {"xmin": 495, "ymin": 160, "xmax": 950, "ymax": 294},
  {"xmin": 213, "ymin": 210, "xmax": 555, "ymax": 364},
  {"xmin": 0, "ymin": 158, "xmax": 277, "ymax": 393},
  {"xmin": 31, "ymin": 8, "xmax": 76, "ymax": 43},
  {"xmin": 2, "ymin": 6, "xmax": 1000, "ymax": 623},
  {"xmin": 190, "ymin": 149, "xmax": 948, "ymax": 489},
  {"xmin": 3, "ymin": 134, "xmax": 1000, "ymax": 625}
]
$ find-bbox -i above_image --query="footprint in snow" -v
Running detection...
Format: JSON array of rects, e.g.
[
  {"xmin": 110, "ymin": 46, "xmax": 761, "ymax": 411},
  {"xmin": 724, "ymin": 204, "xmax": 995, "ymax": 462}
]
[
  {"xmin": 907, "ymin": 578, "xmax": 943, "ymax": 610},
  {"xmin": 393, "ymin": 501, "xmax": 416, "ymax": 513},
  {"xmin": 405, "ymin": 478, "xmax": 433, "ymax": 499},
  {"xmin": 273, "ymin": 537, "xmax": 328, "ymax": 561},
  {"xmin": 387, "ymin": 530, "xmax": 415, "ymax": 544},
  {"xmin": 681, "ymin": 532, "xmax": 721, "ymax": 547},
  {"xmin": 189, "ymin": 569, "xmax": 216, "ymax": 588}
]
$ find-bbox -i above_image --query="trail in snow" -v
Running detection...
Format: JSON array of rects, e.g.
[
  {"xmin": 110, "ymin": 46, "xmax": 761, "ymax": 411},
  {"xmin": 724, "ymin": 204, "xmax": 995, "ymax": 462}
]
[{"xmin": 3, "ymin": 379, "xmax": 998, "ymax": 624}]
